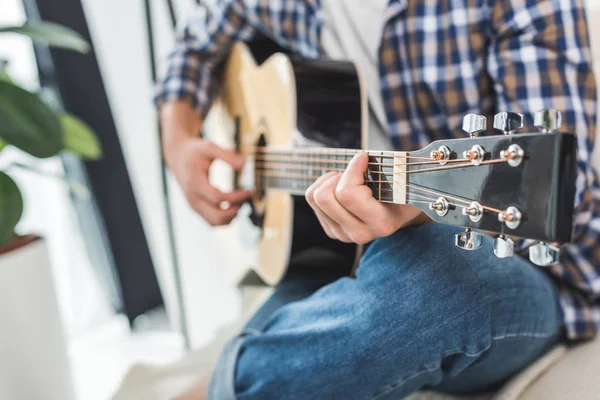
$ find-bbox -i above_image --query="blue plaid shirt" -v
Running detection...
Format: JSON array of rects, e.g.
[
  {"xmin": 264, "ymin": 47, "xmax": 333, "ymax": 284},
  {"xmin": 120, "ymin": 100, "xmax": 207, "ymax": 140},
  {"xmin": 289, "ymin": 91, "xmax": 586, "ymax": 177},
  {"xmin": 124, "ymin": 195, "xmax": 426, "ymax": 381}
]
[{"xmin": 155, "ymin": 0, "xmax": 599, "ymax": 340}]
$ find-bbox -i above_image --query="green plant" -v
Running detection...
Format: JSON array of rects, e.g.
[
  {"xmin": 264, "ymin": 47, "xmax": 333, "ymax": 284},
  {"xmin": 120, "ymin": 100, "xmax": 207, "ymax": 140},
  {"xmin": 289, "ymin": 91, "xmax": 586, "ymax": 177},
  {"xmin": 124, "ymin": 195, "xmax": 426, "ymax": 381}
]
[{"xmin": 0, "ymin": 22, "xmax": 101, "ymax": 244}]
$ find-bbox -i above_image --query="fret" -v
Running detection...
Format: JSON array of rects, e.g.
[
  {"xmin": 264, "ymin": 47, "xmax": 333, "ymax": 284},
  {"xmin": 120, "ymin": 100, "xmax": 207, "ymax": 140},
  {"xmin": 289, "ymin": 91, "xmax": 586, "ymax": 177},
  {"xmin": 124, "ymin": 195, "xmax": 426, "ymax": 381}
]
[
  {"xmin": 317, "ymin": 151, "xmax": 325, "ymax": 175},
  {"xmin": 378, "ymin": 152, "xmax": 383, "ymax": 202},
  {"xmin": 305, "ymin": 151, "xmax": 311, "ymax": 190},
  {"xmin": 259, "ymin": 147, "xmax": 406, "ymax": 199},
  {"xmin": 293, "ymin": 151, "xmax": 298, "ymax": 191},
  {"xmin": 382, "ymin": 152, "xmax": 395, "ymax": 203},
  {"xmin": 331, "ymin": 151, "xmax": 335, "ymax": 174},
  {"xmin": 344, "ymin": 151, "xmax": 348, "ymax": 173}
]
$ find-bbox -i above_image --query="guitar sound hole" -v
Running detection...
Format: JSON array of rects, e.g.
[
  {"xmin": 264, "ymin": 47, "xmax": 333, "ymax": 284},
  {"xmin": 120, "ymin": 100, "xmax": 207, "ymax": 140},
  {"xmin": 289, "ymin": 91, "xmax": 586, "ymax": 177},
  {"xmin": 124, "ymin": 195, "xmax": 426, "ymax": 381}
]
[{"xmin": 249, "ymin": 134, "xmax": 267, "ymax": 228}]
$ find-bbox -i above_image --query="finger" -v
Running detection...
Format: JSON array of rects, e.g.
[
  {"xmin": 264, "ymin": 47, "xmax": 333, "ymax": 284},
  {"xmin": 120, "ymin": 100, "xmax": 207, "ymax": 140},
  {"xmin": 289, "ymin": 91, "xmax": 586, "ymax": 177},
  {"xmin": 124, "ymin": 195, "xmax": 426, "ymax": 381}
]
[
  {"xmin": 306, "ymin": 171, "xmax": 339, "ymax": 207},
  {"xmin": 313, "ymin": 173, "xmax": 364, "ymax": 230},
  {"xmin": 339, "ymin": 151, "xmax": 369, "ymax": 187},
  {"xmin": 198, "ymin": 141, "xmax": 245, "ymax": 170},
  {"xmin": 196, "ymin": 175, "xmax": 251, "ymax": 206},
  {"xmin": 314, "ymin": 207, "xmax": 352, "ymax": 243},
  {"xmin": 336, "ymin": 152, "xmax": 391, "ymax": 224},
  {"xmin": 190, "ymin": 198, "xmax": 242, "ymax": 226},
  {"xmin": 306, "ymin": 172, "xmax": 352, "ymax": 241},
  {"xmin": 306, "ymin": 172, "xmax": 338, "ymax": 238}
]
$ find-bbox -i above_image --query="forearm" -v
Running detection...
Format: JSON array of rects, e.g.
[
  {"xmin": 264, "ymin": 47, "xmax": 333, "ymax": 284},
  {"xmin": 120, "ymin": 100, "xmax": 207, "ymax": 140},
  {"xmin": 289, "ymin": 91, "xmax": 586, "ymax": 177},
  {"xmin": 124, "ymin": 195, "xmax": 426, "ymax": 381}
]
[
  {"xmin": 160, "ymin": 100, "xmax": 203, "ymax": 169},
  {"xmin": 160, "ymin": 100, "xmax": 203, "ymax": 143}
]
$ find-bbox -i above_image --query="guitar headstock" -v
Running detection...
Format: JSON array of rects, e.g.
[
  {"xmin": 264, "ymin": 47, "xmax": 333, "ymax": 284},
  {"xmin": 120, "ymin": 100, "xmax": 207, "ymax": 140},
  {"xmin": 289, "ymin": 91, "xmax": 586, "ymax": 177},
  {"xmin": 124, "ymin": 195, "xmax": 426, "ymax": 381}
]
[{"xmin": 402, "ymin": 110, "xmax": 577, "ymax": 266}]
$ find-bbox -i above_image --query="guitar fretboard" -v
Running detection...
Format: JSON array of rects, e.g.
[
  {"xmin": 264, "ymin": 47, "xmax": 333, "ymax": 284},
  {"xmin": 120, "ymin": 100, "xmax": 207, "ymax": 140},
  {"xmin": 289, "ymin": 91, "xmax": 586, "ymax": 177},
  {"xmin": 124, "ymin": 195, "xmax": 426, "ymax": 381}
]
[{"xmin": 255, "ymin": 147, "xmax": 400, "ymax": 203}]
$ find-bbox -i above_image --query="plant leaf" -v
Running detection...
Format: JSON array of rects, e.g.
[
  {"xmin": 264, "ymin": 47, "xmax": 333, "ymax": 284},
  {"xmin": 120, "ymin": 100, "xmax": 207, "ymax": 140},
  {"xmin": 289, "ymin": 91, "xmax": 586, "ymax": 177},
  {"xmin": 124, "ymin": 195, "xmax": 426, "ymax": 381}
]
[
  {"xmin": 59, "ymin": 113, "xmax": 101, "ymax": 160},
  {"xmin": 0, "ymin": 22, "xmax": 90, "ymax": 53},
  {"xmin": 0, "ymin": 61, "xmax": 10, "ymax": 83},
  {"xmin": 0, "ymin": 81, "xmax": 63, "ymax": 158},
  {"xmin": 0, "ymin": 172, "xmax": 23, "ymax": 245},
  {"xmin": 0, "ymin": 71, "xmax": 11, "ymax": 83}
]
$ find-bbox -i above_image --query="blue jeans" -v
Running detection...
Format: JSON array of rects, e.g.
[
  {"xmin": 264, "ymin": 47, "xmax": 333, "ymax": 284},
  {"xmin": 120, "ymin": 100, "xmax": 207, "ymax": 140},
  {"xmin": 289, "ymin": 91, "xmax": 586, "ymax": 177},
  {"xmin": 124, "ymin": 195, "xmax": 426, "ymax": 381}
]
[{"xmin": 209, "ymin": 224, "xmax": 564, "ymax": 399}]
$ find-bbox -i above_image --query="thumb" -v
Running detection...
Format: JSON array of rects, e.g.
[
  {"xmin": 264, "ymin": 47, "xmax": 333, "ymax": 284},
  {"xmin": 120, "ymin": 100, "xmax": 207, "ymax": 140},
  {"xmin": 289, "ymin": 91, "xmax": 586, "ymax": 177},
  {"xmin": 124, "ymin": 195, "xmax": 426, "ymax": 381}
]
[
  {"xmin": 339, "ymin": 151, "xmax": 369, "ymax": 188},
  {"xmin": 203, "ymin": 142, "xmax": 245, "ymax": 170}
]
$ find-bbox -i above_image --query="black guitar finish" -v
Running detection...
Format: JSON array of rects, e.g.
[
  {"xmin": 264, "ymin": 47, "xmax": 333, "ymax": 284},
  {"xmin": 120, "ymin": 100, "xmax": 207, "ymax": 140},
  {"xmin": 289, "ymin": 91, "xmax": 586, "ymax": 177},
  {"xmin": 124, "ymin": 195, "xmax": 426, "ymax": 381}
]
[
  {"xmin": 408, "ymin": 133, "xmax": 578, "ymax": 243},
  {"xmin": 247, "ymin": 38, "xmax": 361, "ymax": 274},
  {"xmin": 293, "ymin": 58, "xmax": 363, "ymax": 149}
]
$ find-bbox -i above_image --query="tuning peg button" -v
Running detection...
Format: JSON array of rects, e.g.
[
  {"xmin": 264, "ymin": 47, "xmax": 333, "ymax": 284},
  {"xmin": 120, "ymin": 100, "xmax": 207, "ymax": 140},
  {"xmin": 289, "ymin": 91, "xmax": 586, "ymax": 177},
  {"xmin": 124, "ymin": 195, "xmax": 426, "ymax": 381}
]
[
  {"xmin": 494, "ymin": 112, "xmax": 524, "ymax": 135},
  {"xmin": 455, "ymin": 229, "xmax": 483, "ymax": 251},
  {"xmin": 534, "ymin": 109, "xmax": 562, "ymax": 133},
  {"xmin": 529, "ymin": 242, "xmax": 560, "ymax": 266},
  {"xmin": 494, "ymin": 235, "xmax": 514, "ymax": 258},
  {"xmin": 462, "ymin": 114, "xmax": 487, "ymax": 137}
]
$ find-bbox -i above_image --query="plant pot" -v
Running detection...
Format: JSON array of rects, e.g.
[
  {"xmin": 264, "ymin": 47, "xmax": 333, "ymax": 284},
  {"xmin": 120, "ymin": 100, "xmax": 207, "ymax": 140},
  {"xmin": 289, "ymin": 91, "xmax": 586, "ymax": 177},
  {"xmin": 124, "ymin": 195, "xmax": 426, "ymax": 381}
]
[{"xmin": 0, "ymin": 236, "xmax": 74, "ymax": 400}]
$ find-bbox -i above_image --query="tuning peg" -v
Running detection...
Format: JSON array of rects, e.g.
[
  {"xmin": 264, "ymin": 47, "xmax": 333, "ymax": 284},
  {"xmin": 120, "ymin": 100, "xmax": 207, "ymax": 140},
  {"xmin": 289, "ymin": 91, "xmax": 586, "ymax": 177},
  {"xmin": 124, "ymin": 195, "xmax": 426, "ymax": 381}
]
[
  {"xmin": 455, "ymin": 229, "xmax": 483, "ymax": 251},
  {"xmin": 534, "ymin": 109, "xmax": 562, "ymax": 133},
  {"xmin": 462, "ymin": 114, "xmax": 487, "ymax": 137},
  {"xmin": 462, "ymin": 201, "xmax": 484, "ymax": 222},
  {"xmin": 529, "ymin": 242, "xmax": 560, "ymax": 266},
  {"xmin": 428, "ymin": 197, "xmax": 450, "ymax": 216},
  {"xmin": 493, "ymin": 235, "xmax": 514, "ymax": 258},
  {"xmin": 498, "ymin": 206, "xmax": 522, "ymax": 229},
  {"xmin": 493, "ymin": 112, "xmax": 524, "ymax": 135}
]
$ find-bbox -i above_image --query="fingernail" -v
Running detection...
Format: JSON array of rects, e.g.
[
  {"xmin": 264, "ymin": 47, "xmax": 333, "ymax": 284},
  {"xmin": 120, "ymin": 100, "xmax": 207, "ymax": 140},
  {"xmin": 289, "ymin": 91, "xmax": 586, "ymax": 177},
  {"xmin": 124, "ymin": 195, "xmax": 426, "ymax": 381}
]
[{"xmin": 351, "ymin": 151, "xmax": 366, "ymax": 163}]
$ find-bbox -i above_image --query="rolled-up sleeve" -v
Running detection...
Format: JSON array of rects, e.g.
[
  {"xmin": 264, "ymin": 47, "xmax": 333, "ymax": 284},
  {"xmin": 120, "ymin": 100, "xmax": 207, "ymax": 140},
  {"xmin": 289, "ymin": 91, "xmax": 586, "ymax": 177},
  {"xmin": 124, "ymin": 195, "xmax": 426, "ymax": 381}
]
[{"xmin": 154, "ymin": 1, "xmax": 256, "ymax": 118}]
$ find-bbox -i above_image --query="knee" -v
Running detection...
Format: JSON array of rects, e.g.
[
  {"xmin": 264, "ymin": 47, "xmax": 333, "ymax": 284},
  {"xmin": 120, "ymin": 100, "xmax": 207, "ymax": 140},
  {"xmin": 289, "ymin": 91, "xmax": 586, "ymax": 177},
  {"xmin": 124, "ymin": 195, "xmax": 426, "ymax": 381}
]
[
  {"xmin": 357, "ymin": 223, "xmax": 559, "ymax": 339},
  {"xmin": 357, "ymin": 224, "xmax": 494, "ymax": 304}
]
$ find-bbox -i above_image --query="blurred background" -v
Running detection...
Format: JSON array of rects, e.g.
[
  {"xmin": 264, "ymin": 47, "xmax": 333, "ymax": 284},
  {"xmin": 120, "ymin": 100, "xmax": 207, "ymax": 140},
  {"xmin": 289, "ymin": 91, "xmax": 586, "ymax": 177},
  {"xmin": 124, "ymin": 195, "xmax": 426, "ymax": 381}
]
[
  {"xmin": 0, "ymin": 0, "xmax": 248, "ymax": 399},
  {"xmin": 0, "ymin": 0, "xmax": 599, "ymax": 399}
]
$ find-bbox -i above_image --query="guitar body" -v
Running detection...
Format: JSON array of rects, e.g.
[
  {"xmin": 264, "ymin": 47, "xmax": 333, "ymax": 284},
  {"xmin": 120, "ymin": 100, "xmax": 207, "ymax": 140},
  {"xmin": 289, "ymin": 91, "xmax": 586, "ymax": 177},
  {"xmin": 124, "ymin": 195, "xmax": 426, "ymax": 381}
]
[{"xmin": 219, "ymin": 41, "xmax": 365, "ymax": 285}]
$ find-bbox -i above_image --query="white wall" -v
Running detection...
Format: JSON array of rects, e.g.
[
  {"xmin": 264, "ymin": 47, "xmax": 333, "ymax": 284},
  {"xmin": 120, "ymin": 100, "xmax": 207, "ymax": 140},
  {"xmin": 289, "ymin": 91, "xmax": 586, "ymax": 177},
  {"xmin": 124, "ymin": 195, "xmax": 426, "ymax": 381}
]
[{"xmin": 81, "ymin": 0, "xmax": 246, "ymax": 348}]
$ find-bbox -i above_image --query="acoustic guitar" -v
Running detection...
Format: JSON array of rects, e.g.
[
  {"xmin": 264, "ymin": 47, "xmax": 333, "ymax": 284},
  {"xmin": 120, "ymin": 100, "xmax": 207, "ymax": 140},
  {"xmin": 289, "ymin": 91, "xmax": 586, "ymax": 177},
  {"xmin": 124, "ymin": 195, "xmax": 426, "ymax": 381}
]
[{"xmin": 206, "ymin": 41, "xmax": 577, "ymax": 286}]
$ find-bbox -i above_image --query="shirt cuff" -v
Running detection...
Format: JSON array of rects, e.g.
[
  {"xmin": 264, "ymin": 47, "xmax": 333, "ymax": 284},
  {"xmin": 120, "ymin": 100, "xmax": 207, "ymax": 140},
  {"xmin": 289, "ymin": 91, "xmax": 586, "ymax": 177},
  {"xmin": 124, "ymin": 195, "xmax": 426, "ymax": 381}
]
[{"xmin": 153, "ymin": 51, "xmax": 214, "ymax": 119}]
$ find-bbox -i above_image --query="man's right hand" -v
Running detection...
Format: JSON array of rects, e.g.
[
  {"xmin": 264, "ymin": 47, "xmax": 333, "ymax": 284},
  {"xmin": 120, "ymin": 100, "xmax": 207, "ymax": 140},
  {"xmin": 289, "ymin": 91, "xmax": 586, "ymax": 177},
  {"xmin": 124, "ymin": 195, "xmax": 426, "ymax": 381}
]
[{"xmin": 160, "ymin": 101, "xmax": 251, "ymax": 226}]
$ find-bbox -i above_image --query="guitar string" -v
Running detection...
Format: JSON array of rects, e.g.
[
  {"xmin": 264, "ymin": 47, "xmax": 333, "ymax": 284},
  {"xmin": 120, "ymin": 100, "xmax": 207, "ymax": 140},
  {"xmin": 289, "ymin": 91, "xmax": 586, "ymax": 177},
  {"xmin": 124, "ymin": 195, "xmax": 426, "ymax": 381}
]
[
  {"xmin": 250, "ymin": 146, "xmax": 430, "ymax": 160},
  {"xmin": 259, "ymin": 170, "xmax": 506, "ymax": 215},
  {"xmin": 254, "ymin": 156, "xmax": 474, "ymax": 168},
  {"xmin": 255, "ymin": 158, "xmax": 508, "ymax": 176},
  {"xmin": 383, "ymin": 191, "xmax": 468, "ymax": 211},
  {"xmin": 374, "ymin": 191, "xmax": 467, "ymax": 211},
  {"xmin": 380, "ymin": 181, "xmax": 505, "ymax": 214}
]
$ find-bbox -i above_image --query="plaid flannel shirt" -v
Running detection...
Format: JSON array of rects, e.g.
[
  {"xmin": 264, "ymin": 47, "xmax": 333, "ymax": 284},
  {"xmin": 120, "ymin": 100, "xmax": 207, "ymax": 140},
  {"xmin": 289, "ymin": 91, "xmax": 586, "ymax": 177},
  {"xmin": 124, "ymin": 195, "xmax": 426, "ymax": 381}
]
[{"xmin": 155, "ymin": 0, "xmax": 599, "ymax": 340}]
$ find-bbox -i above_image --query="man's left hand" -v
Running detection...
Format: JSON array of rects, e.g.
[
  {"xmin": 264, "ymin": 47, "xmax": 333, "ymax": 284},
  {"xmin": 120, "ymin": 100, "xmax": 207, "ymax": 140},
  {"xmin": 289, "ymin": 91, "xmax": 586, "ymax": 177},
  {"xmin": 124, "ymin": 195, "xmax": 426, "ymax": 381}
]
[{"xmin": 305, "ymin": 151, "xmax": 430, "ymax": 244}]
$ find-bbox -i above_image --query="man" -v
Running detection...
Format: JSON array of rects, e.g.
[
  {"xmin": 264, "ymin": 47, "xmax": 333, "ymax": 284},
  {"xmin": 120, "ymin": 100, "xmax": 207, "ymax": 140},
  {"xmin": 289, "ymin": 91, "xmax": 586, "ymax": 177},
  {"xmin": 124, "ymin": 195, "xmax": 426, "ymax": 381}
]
[{"xmin": 155, "ymin": 0, "xmax": 598, "ymax": 398}]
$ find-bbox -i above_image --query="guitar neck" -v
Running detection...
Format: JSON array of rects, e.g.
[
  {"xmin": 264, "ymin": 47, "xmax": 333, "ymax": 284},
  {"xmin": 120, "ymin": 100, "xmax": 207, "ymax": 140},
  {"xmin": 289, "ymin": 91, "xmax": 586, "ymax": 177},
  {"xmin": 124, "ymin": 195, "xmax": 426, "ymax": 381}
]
[{"xmin": 257, "ymin": 147, "xmax": 407, "ymax": 204}]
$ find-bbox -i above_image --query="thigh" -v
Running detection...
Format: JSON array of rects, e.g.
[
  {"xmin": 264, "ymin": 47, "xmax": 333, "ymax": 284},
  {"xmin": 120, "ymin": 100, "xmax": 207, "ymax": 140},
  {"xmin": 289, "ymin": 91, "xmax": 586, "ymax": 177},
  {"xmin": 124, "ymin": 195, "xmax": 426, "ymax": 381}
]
[
  {"xmin": 244, "ymin": 252, "xmax": 352, "ymax": 331},
  {"xmin": 214, "ymin": 223, "xmax": 564, "ymax": 400}
]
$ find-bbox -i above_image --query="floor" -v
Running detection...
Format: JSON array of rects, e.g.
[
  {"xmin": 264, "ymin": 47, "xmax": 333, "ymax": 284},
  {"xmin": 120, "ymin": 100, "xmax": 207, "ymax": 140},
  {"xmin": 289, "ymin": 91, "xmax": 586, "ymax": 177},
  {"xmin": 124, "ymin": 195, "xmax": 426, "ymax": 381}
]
[{"xmin": 69, "ymin": 309, "xmax": 187, "ymax": 400}]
